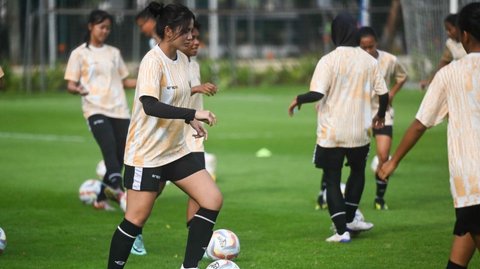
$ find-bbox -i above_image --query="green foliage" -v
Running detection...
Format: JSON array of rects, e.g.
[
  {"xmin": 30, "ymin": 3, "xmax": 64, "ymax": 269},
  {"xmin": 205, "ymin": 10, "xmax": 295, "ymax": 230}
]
[
  {"xmin": 0, "ymin": 87, "xmax": 479, "ymax": 268},
  {"xmin": 0, "ymin": 63, "xmax": 66, "ymax": 93}
]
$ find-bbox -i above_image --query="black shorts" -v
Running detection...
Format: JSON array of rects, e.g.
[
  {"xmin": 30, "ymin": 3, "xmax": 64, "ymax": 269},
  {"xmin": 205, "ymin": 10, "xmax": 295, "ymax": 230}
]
[
  {"xmin": 192, "ymin": 151, "xmax": 206, "ymax": 168},
  {"xmin": 313, "ymin": 144, "xmax": 370, "ymax": 170},
  {"xmin": 123, "ymin": 153, "xmax": 204, "ymax": 191},
  {"xmin": 372, "ymin": 125, "xmax": 393, "ymax": 137},
  {"xmin": 453, "ymin": 204, "xmax": 480, "ymax": 236}
]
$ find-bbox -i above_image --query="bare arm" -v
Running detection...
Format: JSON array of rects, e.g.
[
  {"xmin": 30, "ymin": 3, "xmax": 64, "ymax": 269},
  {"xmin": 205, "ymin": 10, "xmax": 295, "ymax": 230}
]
[
  {"xmin": 389, "ymin": 76, "xmax": 407, "ymax": 105},
  {"xmin": 123, "ymin": 78, "xmax": 137, "ymax": 89},
  {"xmin": 378, "ymin": 119, "xmax": 428, "ymax": 180},
  {"xmin": 66, "ymin": 80, "xmax": 89, "ymax": 96}
]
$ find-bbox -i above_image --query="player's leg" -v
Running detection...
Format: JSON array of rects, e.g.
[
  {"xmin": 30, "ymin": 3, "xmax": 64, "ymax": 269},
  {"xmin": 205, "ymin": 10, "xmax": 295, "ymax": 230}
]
[
  {"xmin": 314, "ymin": 145, "xmax": 349, "ymax": 241},
  {"xmin": 186, "ymin": 152, "xmax": 204, "ymax": 228},
  {"xmin": 316, "ymin": 172, "xmax": 328, "ymax": 210},
  {"xmin": 373, "ymin": 126, "xmax": 393, "ymax": 210},
  {"xmin": 88, "ymin": 115, "xmax": 124, "ymax": 205},
  {"xmin": 447, "ymin": 205, "xmax": 480, "ymax": 268},
  {"xmin": 108, "ymin": 165, "xmax": 163, "ymax": 269},
  {"xmin": 168, "ymin": 154, "xmax": 222, "ymax": 269},
  {"xmin": 344, "ymin": 144, "xmax": 373, "ymax": 231},
  {"xmin": 111, "ymin": 118, "xmax": 130, "ymax": 171}
]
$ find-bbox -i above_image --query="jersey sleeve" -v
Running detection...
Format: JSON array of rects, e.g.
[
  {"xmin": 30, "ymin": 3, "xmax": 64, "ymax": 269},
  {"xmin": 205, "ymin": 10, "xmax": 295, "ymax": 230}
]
[
  {"xmin": 416, "ymin": 71, "xmax": 448, "ymax": 127},
  {"xmin": 64, "ymin": 50, "xmax": 81, "ymax": 82},
  {"xmin": 136, "ymin": 56, "xmax": 162, "ymax": 99},
  {"xmin": 309, "ymin": 58, "xmax": 331, "ymax": 95},
  {"xmin": 393, "ymin": 59, "xmax": 407, "ymax": 84}
]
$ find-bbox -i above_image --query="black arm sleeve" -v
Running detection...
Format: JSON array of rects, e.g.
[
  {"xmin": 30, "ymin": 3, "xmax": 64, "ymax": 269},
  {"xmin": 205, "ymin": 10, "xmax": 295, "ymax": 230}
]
[
  {"xmin": 377, "ymin": 93, "xmax": 389, "ymax": 118},
  {"xmin": 296, "ymin": 91, "xmax": 324, "ymax": 105},
  {"xmin": 140, "ymin": 96, "xmax": 196, "ymax": 123}
]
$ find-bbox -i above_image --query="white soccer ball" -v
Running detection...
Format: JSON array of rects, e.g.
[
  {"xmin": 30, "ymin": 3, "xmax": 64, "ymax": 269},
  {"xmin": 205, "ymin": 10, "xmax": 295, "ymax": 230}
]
[
  {"xmin": 119, "ymin": 192, "xmax": 127, "ymax": 212},
  {"xmin": 96, "ymin": 160, "xmax": 106, "ymax": 179},
  {"xmin": 370, "ymin": 155, "xmax": 379, "ymax": 173},
  {"xmin": 79, "ymin": 179, "xmax": 102, "ymax": 204},
  {"xmin": 206, "ymin": 229, "xmax": 240, "ymax": 260},
  {"xmin": 206, "ymin": 259, "xmax": 240, "ymax": 269},
  {"xmin": 0, "ymin": 227, "xmax": 6, "ymax": 255}
]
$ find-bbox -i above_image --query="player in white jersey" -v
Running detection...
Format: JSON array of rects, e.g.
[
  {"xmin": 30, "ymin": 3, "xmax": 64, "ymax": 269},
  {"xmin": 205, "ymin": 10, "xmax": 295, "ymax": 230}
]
[
  {"xmin": 288, "ymin": 13, "xmax": 389, "ymax": 243},
  {"xmin": 182, "ymin": 21, "xmax": 219, "ymax": 227},
  {"xmin": 420, "ymin": 13, "xmax": 467, "ymax": 90},
  {"xmin": 107, "ymin": 3, "xmax": 222, "ymax": 269},
  {"xmin": 379, "ymin": 3, "xmax": 480, "ymax": 268},
  {"xmin": 359, "ymin": 26, "xmax": 408, "ymax": 210},
  {"xmin": 65, "ymin": 10, "xmax": 136, "ymax": 211}
]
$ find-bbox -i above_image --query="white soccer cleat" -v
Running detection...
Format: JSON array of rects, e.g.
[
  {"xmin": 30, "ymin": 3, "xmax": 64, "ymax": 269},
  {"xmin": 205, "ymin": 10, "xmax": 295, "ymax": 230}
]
[
  {"xmin": 130, "ymin": 234, "xmax": 147, "ymax": 256},
  {"xmin": 346, "ymin": 218, "xmax": 374, "ymax": 232},
  {"xmin": 326, "ymin": 231, "xmax": 351, "ymax": 243}
]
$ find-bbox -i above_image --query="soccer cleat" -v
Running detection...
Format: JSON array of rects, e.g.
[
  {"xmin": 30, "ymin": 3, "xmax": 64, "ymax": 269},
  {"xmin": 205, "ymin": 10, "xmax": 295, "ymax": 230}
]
[
  {"xmin": 374, "ymin": 198, "xmax": 389, "ymax": 210},
  {"xmin": 130, "ymin": 234, "xmax": 147, "ymax": 256},
  {"xmin": 93, "ymin": 200, "xmax": 116, "ymax": 211},
  {"xmin": 326, "ymin": 231, "xmax": 351, "ymax": 243},
  {"xmin": 346, "ymin": 218, "xmax": 374, "ymax": 232}
]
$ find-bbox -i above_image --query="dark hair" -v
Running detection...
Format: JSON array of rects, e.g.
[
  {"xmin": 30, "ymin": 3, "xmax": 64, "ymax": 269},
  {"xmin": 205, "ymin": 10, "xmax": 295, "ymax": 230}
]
[
  {"xmin": 84, "ymin": 10, "xmax": 113, "ymax": 49},
  {"xmin": 444, "ymin": 13, "xmax": 458, "ymax": 26},
  {"xmin": 331, "ymin": 12, "xmax": 358, "ymax": 47},
  {"xmin": 136, "ymin": 5, "xmax": 155, "ymax": 21},
  {"xmin": 147, "ymin": 2, "xmax": 195, "ymax": 39},
  {"xmin": 458, "ymin": 2, "xmax": 480, "ymax": 41},
  {"xmin": 358, "ymin": 26, "xmax": 378, "ymax": 41}
]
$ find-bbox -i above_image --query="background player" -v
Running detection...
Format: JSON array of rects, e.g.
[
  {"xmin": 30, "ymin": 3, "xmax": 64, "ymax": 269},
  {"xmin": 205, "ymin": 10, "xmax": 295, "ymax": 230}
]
[
  {"xmin": 358, "ymin": 26, "xmax": 408, "ymax": 210},
  {"xmin": 288, "ymin": 13, "xmax": 389, "ymax": 243},
  {"xmin": 64, "ymin": 9, "xmax": 136, "ymax": 210}
]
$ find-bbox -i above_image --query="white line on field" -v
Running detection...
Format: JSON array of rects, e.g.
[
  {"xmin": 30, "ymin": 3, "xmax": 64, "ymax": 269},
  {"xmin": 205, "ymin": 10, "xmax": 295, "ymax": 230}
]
[{"xmin": 0, "ymin": 131, "xmax": 86, "ymax": 143}]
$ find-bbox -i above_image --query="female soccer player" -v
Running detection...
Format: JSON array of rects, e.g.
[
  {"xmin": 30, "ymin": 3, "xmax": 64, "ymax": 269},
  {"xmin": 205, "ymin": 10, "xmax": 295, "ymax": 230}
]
[
  {"xmin": 420, "ymin": 13, "xmax": 466, "ymax": 90},
  {"xmin": 379, "ymin": 3, "xmax": 480, "ymax": 268},
  {"xmin": 107, "ymin": 3, "xmax": 222, "ymax": 269},
  {"xmin": 135, "ymin": 6, "xmax": 161, "ymax": 49},
  {"xmin": 288, "ymin": 13, "xmax": 389, "ymax": 243},
  {"xmin": 65, "ymin": 10, "xmax": 136, "ymax": 210},
  {"xmin": 358, "ymin": 26, "xmax": 408, "ymax": 210}
]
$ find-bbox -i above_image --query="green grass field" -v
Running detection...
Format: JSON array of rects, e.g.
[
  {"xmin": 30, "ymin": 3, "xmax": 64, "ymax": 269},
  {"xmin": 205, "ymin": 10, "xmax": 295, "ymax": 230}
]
[{"xmin": 0, "ymin": 86, "xmax": 478, "ymax": 269}]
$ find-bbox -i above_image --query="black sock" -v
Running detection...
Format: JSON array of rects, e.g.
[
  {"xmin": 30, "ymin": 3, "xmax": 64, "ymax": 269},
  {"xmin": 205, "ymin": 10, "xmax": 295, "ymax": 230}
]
[
  {"xmin": 182, "ymin": 208, "xmax": 219, "ymax": 268},
  {"xmin": 331, "ymin": 212, "xmax": 347, "ymax": 234},
  {"xmin": 97, "ymin": 184, "xmax": 107, "ymax": 202},
  {"xmin": 345, "ymin": 202, "xmax": 359, "ymax": 223},
  {"xmin": 446, "ymin": 260, "xmax": 467, "ymax": 269},
  {"xmin": 105, "ymin": 173, "xmax": 124, "ymax": 190},
  {"xmin": 108, "ymin": 219, "xmax": 142, "ymax": 269},
  {"xmin": 375, "ymin": 174, "xmax": 388, "ymax": 200}
]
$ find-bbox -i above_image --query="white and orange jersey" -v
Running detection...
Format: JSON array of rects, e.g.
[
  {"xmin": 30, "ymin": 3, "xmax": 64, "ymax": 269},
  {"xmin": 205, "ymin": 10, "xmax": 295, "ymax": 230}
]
[
  {"xmin": 124, "ymin": 46, "xmax": 192, "ymax": 167},
  {"xmin": 185, "ymin": 58, "xmax": 205, "ymax": 152},
  {"xmin": 371, "ymin": 50, "xmax": 408, "ymax": 126},
  {"xmin": 0, "ymin": 66, "xmax": 4, "ymax": 78},
  {"xmin": 64, "ymin": 43, "xmax": 130, "ymax": 119},
  {"xmin": 310, "ymin": 46, "xmax": 388, "ymax": 148},
  {"xmin": 416, "ymin": 53, "xmax": 480, "ymax": 208}
]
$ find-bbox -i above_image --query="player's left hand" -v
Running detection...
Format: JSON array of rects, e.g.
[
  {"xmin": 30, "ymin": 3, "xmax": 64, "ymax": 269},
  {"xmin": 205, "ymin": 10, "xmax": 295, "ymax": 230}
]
[
  {"xmin": 288, "ymin": 98, "xmax": 301, "ymax": 117},
  {"xmin": 189, "ymin": 119, "xmax": 208, "ymax": 140},
  {"xmin": 372, "ymin": 115, "xmax": 385, "ymax": 129},
  {"xmin": 192, "ymin": 83, "xmax": 218, "ymax": 96}
]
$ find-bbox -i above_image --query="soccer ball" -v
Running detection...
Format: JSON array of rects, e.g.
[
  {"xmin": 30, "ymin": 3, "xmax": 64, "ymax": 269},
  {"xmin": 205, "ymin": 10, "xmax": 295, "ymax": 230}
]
[
  {"xmin": 206, "ymin": 259, "xmax": 240, "ymax": 269},
  {"xmin": 0, "ymin": 227, "xmax": 6, "ymax": 255},
  {"xmin": 79, "ymin": 179, "xmax": 102, "ymax": 204},
  {"xmin": 96, "ymin": 160, "xmax": 106, "ymax": 179},
  {"xmin": 370, "ymin": 155, "xmax": 379, "ymax": 172},
  {"xmin": 205, "ymin": 152, "xmax": 217, "ymax": 181},
  {"xmin": 206, "ymin": 229, "xmax": 240, "ymax": 260},
  {"xmin": 119, "ymin": 192, "xmax": 127, "ymax": 212}
]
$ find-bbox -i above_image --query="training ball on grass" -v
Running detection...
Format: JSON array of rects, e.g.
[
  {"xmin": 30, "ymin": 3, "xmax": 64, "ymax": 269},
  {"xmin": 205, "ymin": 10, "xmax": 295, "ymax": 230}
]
[
  {"xmin": 206, "ymin": 259, "xmax": 240, "ymax": 269},
  {"xmin": 370, "ymin": 155, "xmax": 392, "ymax": 173},
  {"xmin": 206, "ymin": 229, "xmax": 240, "ymax": 260},
  {"xmin": 96, "ymin": 160, "xmax": 106, "ymax": 179},
  {"xmin": 0, "ymin": 227, "xmax": 6, "ymax": 255},
  {"xmin": 79, "ymin": 179, "xmax": 102, "ymax": 205}
]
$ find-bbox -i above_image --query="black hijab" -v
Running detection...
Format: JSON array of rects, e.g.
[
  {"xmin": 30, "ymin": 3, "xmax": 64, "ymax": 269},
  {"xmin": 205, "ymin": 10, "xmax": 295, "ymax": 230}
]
[{"xmin": 331, "ymin": 13, "xmax": 359, "ymax": 47}]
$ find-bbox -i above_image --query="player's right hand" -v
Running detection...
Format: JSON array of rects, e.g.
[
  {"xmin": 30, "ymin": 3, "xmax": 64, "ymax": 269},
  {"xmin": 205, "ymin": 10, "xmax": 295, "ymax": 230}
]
[{"xmin": 195, "ymin": 110, "xmax": 217, "ymax": 126}]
